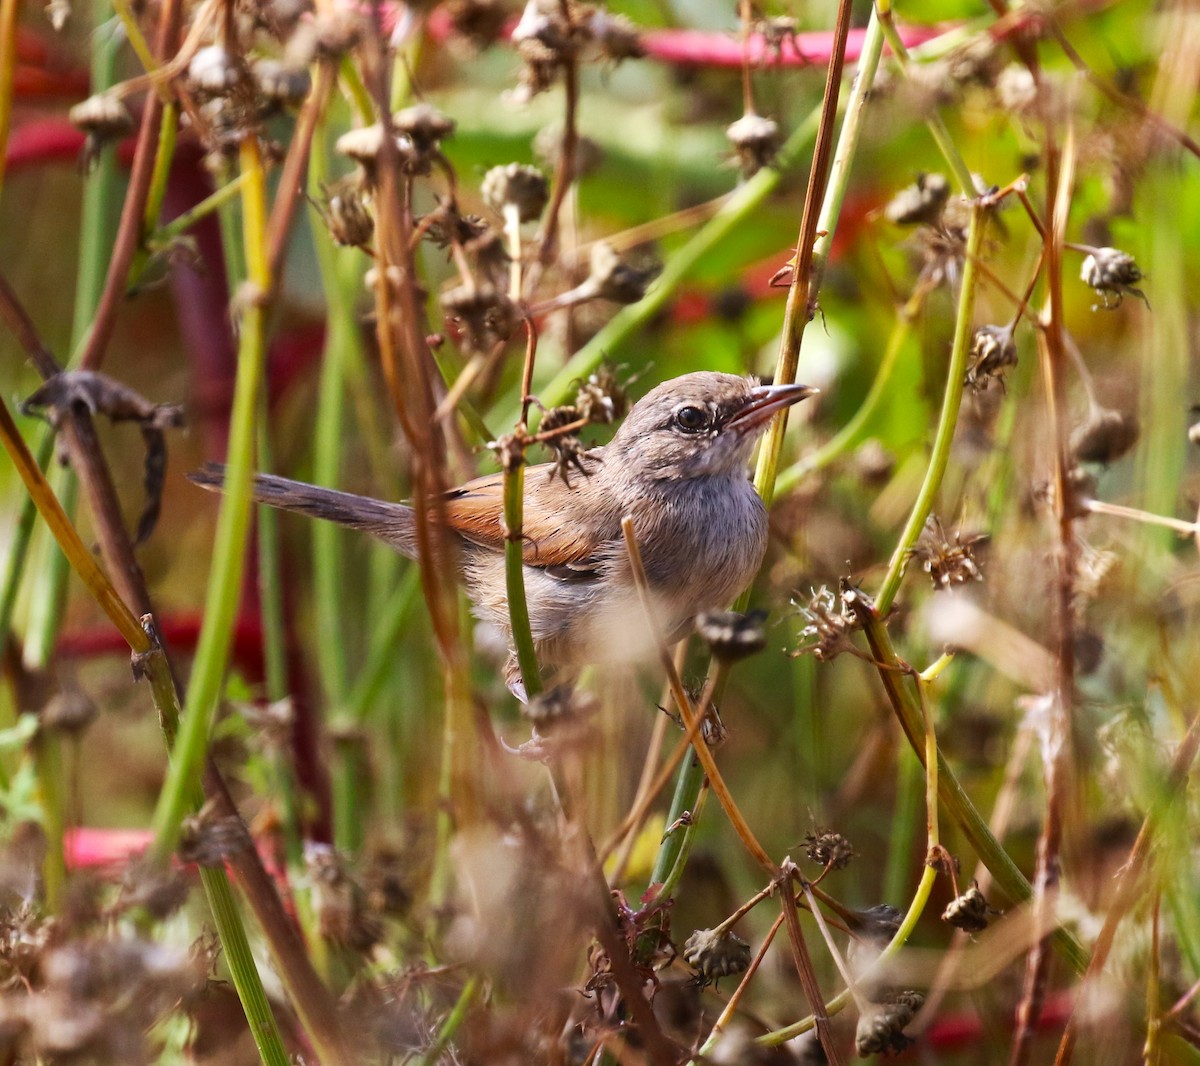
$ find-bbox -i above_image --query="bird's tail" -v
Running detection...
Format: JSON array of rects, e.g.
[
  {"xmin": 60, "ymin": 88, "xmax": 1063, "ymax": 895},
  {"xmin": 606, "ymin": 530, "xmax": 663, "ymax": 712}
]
[{"xmin": 188, "ymin": 463, "xmax": 417, "ymax": 556}]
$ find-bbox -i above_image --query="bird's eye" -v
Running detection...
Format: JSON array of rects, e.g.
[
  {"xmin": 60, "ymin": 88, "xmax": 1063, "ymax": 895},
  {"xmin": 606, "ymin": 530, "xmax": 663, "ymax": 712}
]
[{"xmin": 674, "ymin": 406, "xmax": 710, "ymax": 432}]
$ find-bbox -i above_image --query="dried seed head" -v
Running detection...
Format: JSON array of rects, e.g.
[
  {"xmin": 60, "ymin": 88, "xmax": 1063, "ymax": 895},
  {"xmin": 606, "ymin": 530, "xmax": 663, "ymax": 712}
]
[
  {"xmin": 545, "ymin": 432, "xmax": 596, "ymax": 485},
  {"xmin": 1070, "ymin": 406, "xmax": 1138, "ymax": 464},
  {"xmin": 965, "ymin": 325, "xmax": 1017, "ymax": 391},
  {"xmin": 118, "ymin": 861, "xmax": 190, "ymax": 922},
  {"xmin": 188, "ymin": 45, "xmax": 242, "ymax": 97},
  {"xmin": 447, "ymin": 0, "xmax": 510, "ymax": 48},
  {"xmin": 696, "ymin": 609, "xmax": 768, "ymax": 662},
  {"xmin": 574, "ymin": 364, "xmax": 629, "ymax": 424},
  {"xmin": 942, "ymin": 883, "xmax": 991, "ymax": 933},
  {"xmin": 910, "ymin": 515, "xmax": 986, "ymax": 589},
  {"xmin": 854, "ymin": 903, "xmax": 903, "ymax": 947},
  {"xmin": 523, "ymin": 686, "xmax": 599, "ymax": 732},
  {"xmin": 1080, "ymin": 247, "xmax": 1147, "ymax": 309},
  {"xmin": 312, "ymin": 7, "xmax": 365, "ymax": 58},
  {"xmin": 533, "ymin": 126, "xmax": 603, "ymax": 180},
  {"xmin": 682, "ymin": 928, "xmax": 752, "ymax": 984},
  {"xmin": 856, "ymin": 991, "xmax": 924, "ymax": 1056},
  {"xmin": 320, "ymin": 181, "xmax": 374, "ymax": 248},
  {"xmin": 538, "ymin": 404, "xmax": 583, "ymax": 435},
  {"xmin": 725, "ymin": 113, "xmax": 780, "ymax": 177},
  {"xmin": 69, "ymin": 93, "xmax": 133, "ymax": 139},
  {"xmin": 178, "ymin": 809, "xmax": 252, "ymax": 867},
  {"xmin": 884, "ymin": 172, "xmax": 950, "ymax": 227},
  {"xmin": 791, "ymin": 586, "xmax": 859, "ymax": 662},
  {"xmin": 583, "ymin": 242, "xmax": 659, "ymax": 304},
  {"xmin": 586, "ymin": 9, "xmax": 644, "ymax": 62},
  {"xmin": 995, "ymin": 63, "xmax": 1039, "ymax": 114},
  {"xmin": 804, "ymin": 829, "xmax": 854, "ymax": 871},
  {"xmin": 440, "ymin": 283, "xmax": 518, "ymax": 351},
  {"xmin": 252, "ymin": 58, "xmax": 311, "ymax": 107},
  {"xmin": 482, "ymin": 163, "xmax": 550, "ymax": 223},
  {"xmin": 40, "ymin": 690, "xmax": 97, "ymax": 735},
  {"xmin": 393, "ymin": 102, "xmax": 456, "ymax": 151},
  {"xmin": 488, "ymin": 432, "xmax": 527, "ymax": 473},
  {"xmin": 306, "ymin": 844, "xmax": 381, "ymax": 952},
  {"xmin": 464, "ymin": 229, "xmax": 512, "ymax": 288}
]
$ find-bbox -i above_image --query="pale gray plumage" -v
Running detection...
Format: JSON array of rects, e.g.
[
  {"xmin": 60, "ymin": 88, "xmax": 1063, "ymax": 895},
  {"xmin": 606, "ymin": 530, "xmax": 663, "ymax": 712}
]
[{"xmin": 189, "ymin": 371, "xmax": 815, "ymax": 696}]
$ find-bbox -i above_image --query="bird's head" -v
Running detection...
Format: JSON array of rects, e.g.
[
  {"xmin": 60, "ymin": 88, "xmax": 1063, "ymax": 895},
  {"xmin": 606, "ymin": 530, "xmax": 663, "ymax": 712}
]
[{"xmin": 606, "ymin": 371, "xmax": 817, "ymax": 480}]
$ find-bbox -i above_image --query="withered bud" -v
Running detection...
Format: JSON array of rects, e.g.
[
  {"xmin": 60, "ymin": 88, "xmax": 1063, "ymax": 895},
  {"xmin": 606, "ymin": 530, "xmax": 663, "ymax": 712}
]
[
  {"xmin": 441, "ymin": 283, "xmax": 518, "ymax": 351},
  {"xmin": 69, "ymin": 93, "xmax": 133, "ymax": 139},
  {"xmin": 965, "ymin": 325, "xmax": 1017, "ymax": 391},
  {"xmin": 910, "ymin": 515, "xmax": 986, "ymax": 589},
  {"xmin": 856, "ymin": 991, "xmax": 924, "ymax": 1056},
  {"xmin": 682, "ymin": 928, "xmax": 752, "ymax": 984},
  {"xmin": 792, "ymin": 586, "xmax": 859, "ymax": 662},
  {"xmin": 725, "ymin": 112, "xmax": 780, "ymax": 177},
  {"xmin": 1080, "ymin": 247, "xmax": 1147, "ymax": 309},
  {"xmin": 336, "ymin": 123, "xmax": 416, "ymax": 178},
  {"xmin": 854, "ymin": 903, "xmax": 903, "ymax": 947},
  {"xmin": 421, "ymin": 201, "xmax": 490, "ymax": 248},
  {"xmin": 700, "ymin": 706, "xmax": 727, "ymax": 749},
  {"xmin": 321, "ymin": 183, "xmax": 374, "ymax": 248},
  {"xmin": 538, "ymin": 405, "xmax": 584, "ymax": 435},
  {"xmin": 995, "ymin": 63, "xmax": 1038, "ymax": 113},
  {"xmin": 696, "ymin": 609, "xmax": 768, "ymax": 662},
  {"xmin": 488, "ymin": 432, "xmax": 526, "ymax": 473},
  {"xmin": 575, "ymin": 365, "xmax": 628, "ymax": 424},
  {"xmin": 253, "ymin": 59, "xmax": 311, "ymax": 107},
  {"xmin": 804, "ymin": 829, "xmax": 854, "ymax": 871},
  {"xmin": 545, "ymin": 432, "xmax": 595, "ymax": 485},
  {"xmin": 884, "ymin": 172, "xmax": 950, "ymax": 227},
  {"xmin": 584, "ymin": 242, "xmax": 659, "ymax": 304},
  {"xmin": 393, "ymin": 102, "xmax": 456, "ymax": 151},
  {"xmin": 586, "ymin": 9, "xmax": 644, "ymax": 62},
  {"xmin": 312, "ymin": 8, "xmax": 365, "ymax": 58},
  {"xmin": 306, "ymin": 844, "xmax": 380, "ymax": 952},
  {"xmin": 534, "ymin": 126, "xmax": 603, "ymax": 180},
  {"xmin": 188, "ymin": 45, "xmax": 242, "ymax": 97},
  {"xmin": 178, "ymin": 810, "xmax": 252, "ymax": 867},
  {"xmin": 1070, "ymin": 406, "xmax": 1138, "ymax": 464},
  {"xmin": 511, "ymin": 0, "xmax": 572, "ymax": 52},
  {"xmin": 482, "ymin": 163, "xmax": 550, "ymax": 223},
  {"xmin": 40, "ymin": 690, "xmax": 97, "ymax": 736},
  {"xmin": 447, "ymin": 0, "xmax": 510, "ymax": 48},
  {"xmin": 523, "ymin": 686, "xmax": 599, "ymax": 732},
  {"xmin": 942, "ymin": 883, "xmax": 991, "ymax": 933}
]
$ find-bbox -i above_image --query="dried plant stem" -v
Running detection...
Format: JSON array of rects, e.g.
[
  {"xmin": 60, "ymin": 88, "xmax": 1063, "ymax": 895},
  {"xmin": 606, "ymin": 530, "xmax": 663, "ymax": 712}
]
[
  {"xmin": 0, "ymin": 0, "xmax": 19, "ymax": 204},
  {"xmin": 875, "ymin": 202, "xmax": 987, "ymax": 614},
  {"xmin": 1054, "ymin": 711, "xmax": 1200, "ymax": 1065},
  {"xmin": 752, "ymin": 0, "xmax": 854, "ymax": 507}
]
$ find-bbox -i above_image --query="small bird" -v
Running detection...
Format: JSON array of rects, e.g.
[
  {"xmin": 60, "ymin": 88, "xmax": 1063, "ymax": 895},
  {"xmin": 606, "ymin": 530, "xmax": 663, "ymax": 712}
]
[{"xmin": 190, "ymin": 372, "xmax": 814, "ymax": 697}]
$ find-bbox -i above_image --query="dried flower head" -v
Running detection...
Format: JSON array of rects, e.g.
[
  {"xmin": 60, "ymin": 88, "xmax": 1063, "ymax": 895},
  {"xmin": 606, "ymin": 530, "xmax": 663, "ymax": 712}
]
[
  {"xmin": 995, "ymin": 63, "xmax": 1039, "ymax": 114},
  {"xmin": 884, "ymin": 172, "xmax": 950, "ymax": 227},
  {"xmin": 586, "ymin": 9, "xmax": 644, "ymax": 62},
  {"xmin": 1080, "ymin": 247, "xmax": 1147, "ymax": 309},
  {"xmin": 393, "ymin": 102, "xmax": 456, "ymax": 152},
  {"xmin": 311, "ymin": 7, "xmax": 365, "ymax": 58},
  {"xmin": 117, "ymin": 860, "xmax": 190, "ymax": 922},
  {"xmin": 306, "ymin": 844, "xmax": 381, "ymax": 952},
  {"xmin": 965, "ymin": 324, "xmax": 1017, "ymax": 391},
  {"xmin": 69, "ymin": 93, "xmax": 133, "ymax": 140},
  {"xmin": 447, "ymin": 0, "xmax": 510, "ymax": 47},
  {"xmin": 252, "ymin": 59, "xmax": 311, "ymax": 107},
  {"xmin": 856, "ymin": 990, "xmax": 925, "ymax": 1056},
  {"xmin": 482, "ymin": 163, "xmax": 550, "ymax": 223},
  {"xmin": 725, "ymin": 112, "xmax": 780, "ymax": 177},
  {"xmin": 542, "ymin": 427, "xmax": 596, "ymax": 485},
  {"xmin": 1070, "ymin": 406, "xmax": 1138, "ymax": 464},
  {"xmin": 682, "ymin": 928, "xmax": 752, "ymax": 984},
  {"xmin": 178, "ymin": 807, "xmax": 252, "ymax": 867},
  {"xmin": 488, "ymin": 432, "xmax": 527, "ymax": 473},
  {"xmin": 464, "ymin": 229, "xmax": 512, "ymax": 288},
  {"xmin": 804, "ymin": 829, "xmax": 854, "ymax": 871},
  {"xmin": 909, "ymin": 515, "xmax": 986, "ymax": 589},
  {"xmin": 440, "ymin": 283, "xmax": 518, "ymax": 352},
  {"xmin": 696, "ymin": 609, "xmax": 768, "ymax": 662},
  {"xmin": 188, "ymin": 45, "xmax": 242, "ymax": 97},
  {"xmin": 942, "ymin": 883, "xmax": 992, "ymax": 933},
  {"xmin": 791, "ymin": 586, "xmax": 859, "ymax": 661},
  {"xmin": 317, "ymin": 178, "xmax": 374, "ymax": 248},
  {"xmin": 582, "ymin": 242, "xmax": 660, "ymax": 304},
  {"xmin": 574, "ymin": 365, "xmax": 629, "ymax": 424},
  {"xmin": 40, "ymin": 690, "xmax": 97, "ymax": 736}
]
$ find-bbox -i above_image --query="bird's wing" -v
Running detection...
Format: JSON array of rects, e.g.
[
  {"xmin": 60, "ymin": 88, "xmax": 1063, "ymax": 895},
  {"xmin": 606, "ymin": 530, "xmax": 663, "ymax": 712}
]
[{"xmin": 441, "ymin": 465, "xmax": 605, "ymax": 574}]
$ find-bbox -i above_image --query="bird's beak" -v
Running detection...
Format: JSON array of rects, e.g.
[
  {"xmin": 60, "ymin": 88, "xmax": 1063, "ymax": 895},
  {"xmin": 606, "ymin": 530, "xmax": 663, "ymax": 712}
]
[{"xmin": 729, "ymin": 381, "xmax": 818, "ymax": 432}]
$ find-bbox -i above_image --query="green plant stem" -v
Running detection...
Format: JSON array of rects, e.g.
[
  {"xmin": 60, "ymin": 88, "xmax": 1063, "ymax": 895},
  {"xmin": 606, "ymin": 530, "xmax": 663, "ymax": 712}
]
[
  {"xmin": 526, "ymin": 107, "xmax": 823, "ymax": 415},
  {"xmin": 150, "ymin": 137, "xmax": 270, "ymax": 859},
  {"xmin": 416, "ymin": 976, "xmax": 479, "ymax": 1066},
  {"xmin": 503, "ymin": 461, "xmax": 542, "ymax": 698},
  {"xmin": 0, "ymin": 433, "xmax": 52, "ymax": 643},
  {"xmin": 648, "ymin": 744, "xmax": 706, "ymax": 888},
  {"xmin": 875, "ymin": 204, "xmax": 986, "ymax": 615},
  {"xmin": 345, "ymin": 569, "xmax": 421, "ymax": 720},
  {"xmin": 849, "ymin": 591, "xmax": 1089, "ymax": 974}
]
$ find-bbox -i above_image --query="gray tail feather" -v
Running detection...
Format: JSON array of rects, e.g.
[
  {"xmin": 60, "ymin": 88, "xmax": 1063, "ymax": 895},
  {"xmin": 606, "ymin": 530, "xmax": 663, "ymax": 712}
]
[{"xmin": 188, "ymin": 462, "xmax": 416, "ymax": 556}]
